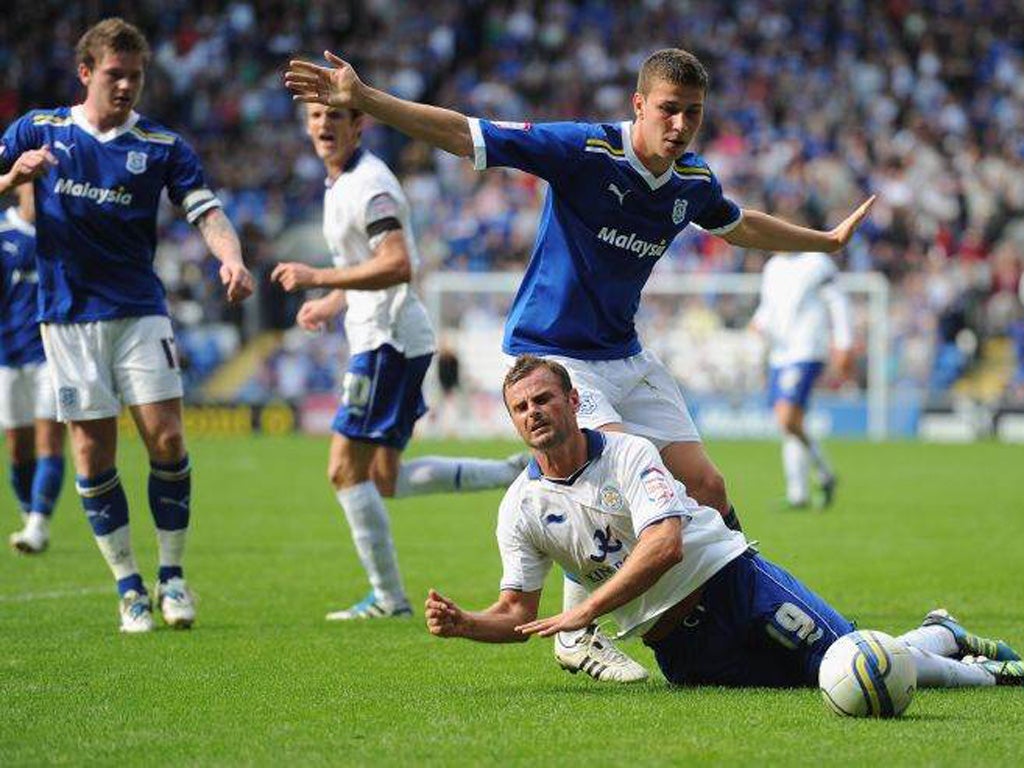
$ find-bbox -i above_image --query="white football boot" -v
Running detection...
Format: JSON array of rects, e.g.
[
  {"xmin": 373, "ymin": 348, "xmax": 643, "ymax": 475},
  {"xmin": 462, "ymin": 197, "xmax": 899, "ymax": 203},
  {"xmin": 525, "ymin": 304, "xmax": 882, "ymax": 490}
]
[
  {"xmin": 157, "ymin": 577, "xmax": 196, "ymax": 629},
  {"xmin": 9, "ymin": 512, "xmax": 49, "ymax": 554},
  {"xmin": 119, "ymin": 590, "xmax": 155, "ymax": 634},
  {"xmin": 555, "ymin": 624, "xmax": 649, "ymax": 682}
]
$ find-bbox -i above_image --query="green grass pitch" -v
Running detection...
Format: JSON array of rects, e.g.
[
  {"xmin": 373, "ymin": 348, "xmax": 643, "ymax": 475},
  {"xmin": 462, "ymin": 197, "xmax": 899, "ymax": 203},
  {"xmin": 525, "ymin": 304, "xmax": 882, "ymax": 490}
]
[{"xmin": 2, "ymin": 435, "xmax": 1023, "ymax": 765}]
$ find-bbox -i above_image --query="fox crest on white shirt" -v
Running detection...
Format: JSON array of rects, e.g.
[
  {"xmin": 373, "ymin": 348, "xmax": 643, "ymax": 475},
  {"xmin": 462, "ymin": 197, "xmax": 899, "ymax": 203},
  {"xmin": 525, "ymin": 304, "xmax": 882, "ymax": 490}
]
[
  {"xmin": 321, "ymin": 149, "xmax": 435, "ymax": 358},
  {"xmin": 496, "ymin": 431, "xmax": 748, "ymax": 638}
]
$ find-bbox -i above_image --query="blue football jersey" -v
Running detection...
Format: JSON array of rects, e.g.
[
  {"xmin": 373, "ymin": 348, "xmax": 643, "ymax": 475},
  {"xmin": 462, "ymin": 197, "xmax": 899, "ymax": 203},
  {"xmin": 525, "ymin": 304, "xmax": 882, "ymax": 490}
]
[
  {"xmin": 0, "ymin": 207, "xmax": 44, "ymax": 366},
  {"xmin": 468, "ymin": 119, "xmax": 741, "ymax": 360},
  {"xmin": 0, "ymin": 106, "xmax": 221, "ymax": 323}
]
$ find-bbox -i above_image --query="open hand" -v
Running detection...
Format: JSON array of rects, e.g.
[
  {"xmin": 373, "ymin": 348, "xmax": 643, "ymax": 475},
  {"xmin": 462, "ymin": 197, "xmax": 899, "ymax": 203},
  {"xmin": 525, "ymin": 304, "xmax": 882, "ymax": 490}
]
[{"xmin": 285, "ymin": 51, "xmax": 364, "ymax": 110}]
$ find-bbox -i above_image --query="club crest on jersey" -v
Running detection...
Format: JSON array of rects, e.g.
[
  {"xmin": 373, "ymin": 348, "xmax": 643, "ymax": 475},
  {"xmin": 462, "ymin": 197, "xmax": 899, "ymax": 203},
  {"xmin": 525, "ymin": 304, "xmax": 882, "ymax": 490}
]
[
  {"xmin": 577, "ymin": 391, "xmax": 598, "ymax": 415},
  {"xmin": 599, "ymin": 485, "xmax": 624, "ymax": 512},
  {"xmin": 640, "ymin": 467, "xmax": 675, "ymax": 507},
  {"xmin": 58, "ymin": 387, "xmax": 79, "ymax": 410},
  {"xmin": 672, "ymin": 198, "xmax": 688, "ymax": 225},
  {"xmin": 126, "ymin": 151, "xmax": 148, "ymax": 175}
]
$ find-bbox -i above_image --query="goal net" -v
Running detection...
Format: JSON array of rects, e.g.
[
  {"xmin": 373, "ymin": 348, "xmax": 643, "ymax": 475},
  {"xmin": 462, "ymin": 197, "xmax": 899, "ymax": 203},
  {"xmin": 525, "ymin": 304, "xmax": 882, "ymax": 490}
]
[{"xmin": 420, "ymin": 269, "xmax": 891, "ymax": 441}]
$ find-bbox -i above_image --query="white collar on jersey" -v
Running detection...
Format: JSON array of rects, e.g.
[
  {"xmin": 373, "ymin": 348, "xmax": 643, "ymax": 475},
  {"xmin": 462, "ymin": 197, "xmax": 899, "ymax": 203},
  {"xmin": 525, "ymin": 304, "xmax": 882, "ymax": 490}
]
[
  {"xmin": 4, "ymin": 207, "xmax": 36, "ymax": 237},
  {"xmin": 620, "ymin": 121, "xmax": 674, "ymax": 191},
  {"xmin": 70, "ymin": 105, "xmax": 141, "ymax": 143}
]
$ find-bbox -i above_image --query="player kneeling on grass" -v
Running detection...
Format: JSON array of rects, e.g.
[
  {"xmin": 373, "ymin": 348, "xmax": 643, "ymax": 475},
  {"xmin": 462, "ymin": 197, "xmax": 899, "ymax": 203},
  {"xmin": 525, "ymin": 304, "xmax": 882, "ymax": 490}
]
[{"xmin": 426, "ymin": 356, "xmax": 1023, "ymax": 689}]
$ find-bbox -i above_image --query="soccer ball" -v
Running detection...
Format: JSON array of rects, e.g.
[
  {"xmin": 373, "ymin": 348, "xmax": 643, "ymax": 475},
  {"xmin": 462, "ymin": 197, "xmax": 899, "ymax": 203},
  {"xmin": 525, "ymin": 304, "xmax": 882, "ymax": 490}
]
[{"xmin": 818, "ymin": 630, "xmax": 917, "ymax": 718}]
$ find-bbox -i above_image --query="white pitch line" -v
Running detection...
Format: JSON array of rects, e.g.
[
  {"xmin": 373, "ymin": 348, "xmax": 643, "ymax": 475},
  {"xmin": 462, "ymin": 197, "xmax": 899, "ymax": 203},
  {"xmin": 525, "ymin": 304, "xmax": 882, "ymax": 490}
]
[{"xmin": 0, "ymin": 585, "xmax": 109, "ymax": 603}]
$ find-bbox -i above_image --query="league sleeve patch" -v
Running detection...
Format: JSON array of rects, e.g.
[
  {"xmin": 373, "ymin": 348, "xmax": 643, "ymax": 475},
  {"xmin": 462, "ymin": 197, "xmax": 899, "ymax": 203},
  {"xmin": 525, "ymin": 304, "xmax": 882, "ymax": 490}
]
[
  {"xmin": 640, "ymin": 467, "xmax": 676, "ymax": 508},
  {"xmin": 365, "ymin": 192, "xmax": 400, "ymax": 224},
  {"xmin": 492, "ymin": 121, "xmax": 532, "ymax": 131}
]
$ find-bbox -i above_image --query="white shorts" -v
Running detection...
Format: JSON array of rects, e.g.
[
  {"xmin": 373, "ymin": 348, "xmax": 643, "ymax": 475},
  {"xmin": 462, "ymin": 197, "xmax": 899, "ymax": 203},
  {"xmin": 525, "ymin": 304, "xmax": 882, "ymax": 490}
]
[
  {"xmin": 542, "ymin": 349, "xmax": 701, "ymax": 448},
  {"xmin": 0, "ymin": 361, "xmax": 57, "ymax": 428},
  {"xmin": 41, "ymin": 316, "xmax": 184, "ymax": 421}
]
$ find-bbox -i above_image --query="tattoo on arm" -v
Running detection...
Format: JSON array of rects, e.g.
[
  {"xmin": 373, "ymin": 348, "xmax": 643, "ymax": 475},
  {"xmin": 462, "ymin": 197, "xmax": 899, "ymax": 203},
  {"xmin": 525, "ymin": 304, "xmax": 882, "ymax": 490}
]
[{"xmin": 197, "ymin": 208, "xmax": 243, "ymax": 265}]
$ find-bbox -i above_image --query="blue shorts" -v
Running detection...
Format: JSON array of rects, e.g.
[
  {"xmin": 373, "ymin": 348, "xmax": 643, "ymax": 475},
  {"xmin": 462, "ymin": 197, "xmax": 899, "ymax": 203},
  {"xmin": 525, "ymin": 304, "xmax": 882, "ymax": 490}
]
[
  {"xmin": 331, "ymin": 344, "xmax": 432, "ymax": 450},
  {"xmin": 768, "ymin": 361, "xmax": 825, "ymax": 409},
  {"xmin": 650, "ymin": 551, "xmax": 854, "ymax": 688}
]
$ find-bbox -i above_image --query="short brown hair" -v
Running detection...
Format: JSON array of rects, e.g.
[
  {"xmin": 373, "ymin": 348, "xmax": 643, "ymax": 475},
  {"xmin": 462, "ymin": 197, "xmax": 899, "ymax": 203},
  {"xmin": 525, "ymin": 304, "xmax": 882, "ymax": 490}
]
[
  {"xmin": 76, "ymin": 18, "xmax": 151, "ymax": 70},
  {"xmin": 637, "ymin": 48, "xmax": 709, "ymax": 95},
  {"xmin": 502, "ymin": 355, "xmax": 573, "ymax": 400}
]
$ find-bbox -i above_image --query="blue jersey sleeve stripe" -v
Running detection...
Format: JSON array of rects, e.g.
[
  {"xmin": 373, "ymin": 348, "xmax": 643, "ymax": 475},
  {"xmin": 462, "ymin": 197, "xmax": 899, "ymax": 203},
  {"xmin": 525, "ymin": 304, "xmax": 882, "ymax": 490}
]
[
  {"xmin": 129, "ymin": 126, "xmax": 176, "ymax": 145},
  {"xmin": 585, "ymin": 138, "xmax": 625, "ymax": 156},
  {"xmin": 468, "ymin": 118, "xmax": 487, "ymax": 170}
]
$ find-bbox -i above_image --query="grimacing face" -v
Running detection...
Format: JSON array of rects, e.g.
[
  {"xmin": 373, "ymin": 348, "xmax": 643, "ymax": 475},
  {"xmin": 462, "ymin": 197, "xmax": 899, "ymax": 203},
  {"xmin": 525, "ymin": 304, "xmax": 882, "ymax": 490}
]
[
  {"xmin": 305, "ymin": 103, "xmax": 362, "ymax": 165},
  {"xmin": 504, "ymin": 367, "xmax": 580, "ymax": 452},
  {"xmin": 632, "ymin": 77, "xmax": 705, "ymax": 166},
  {"xmin": 79, "ymin": 50, "xmax": 146, "ymax": 125}
]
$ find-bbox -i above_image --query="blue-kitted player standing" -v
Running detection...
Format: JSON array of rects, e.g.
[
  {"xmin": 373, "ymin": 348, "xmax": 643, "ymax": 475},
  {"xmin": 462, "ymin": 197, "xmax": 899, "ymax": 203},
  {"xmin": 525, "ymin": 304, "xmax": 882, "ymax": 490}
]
[
  {"xmin": 0, "ymin": 18, "xmax": 254, "ymax": 632},
  {"xmin": 0, "ymin": 183, "xmax": 65, "ymax": 554}
]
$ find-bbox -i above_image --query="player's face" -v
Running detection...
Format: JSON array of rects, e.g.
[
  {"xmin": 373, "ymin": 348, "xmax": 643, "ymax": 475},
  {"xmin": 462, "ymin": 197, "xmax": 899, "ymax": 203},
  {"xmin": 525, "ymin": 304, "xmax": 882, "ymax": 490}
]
[
  {"xmin": 305, "ymin": 104, "xmax": 361, "ymax": 166},
  {"xmin": 633, "ymin": 78, "xmax": 705, "ymax": 164},
  {"xmin": 504, "ymin": 368, "xmax": 580, "ymax": 452},
  {"xmin": 79, "ymin": 50, "xmax": 146, "ymax": 125}
]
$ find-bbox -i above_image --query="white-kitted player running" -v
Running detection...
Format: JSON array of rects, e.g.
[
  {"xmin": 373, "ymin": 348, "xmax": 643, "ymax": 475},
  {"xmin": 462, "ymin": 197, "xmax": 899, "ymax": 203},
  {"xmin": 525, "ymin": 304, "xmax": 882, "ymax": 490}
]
[
  {"xmin": 751, "ymin": 252, "xmax": 853, "ymax": 508},
  {"xmin": 286, "ymin": 46, "xmax": 874, "ymax": 680},
  {"xmin": 272, "ymin": 103, "xmax": 525, "ymax": 620}
]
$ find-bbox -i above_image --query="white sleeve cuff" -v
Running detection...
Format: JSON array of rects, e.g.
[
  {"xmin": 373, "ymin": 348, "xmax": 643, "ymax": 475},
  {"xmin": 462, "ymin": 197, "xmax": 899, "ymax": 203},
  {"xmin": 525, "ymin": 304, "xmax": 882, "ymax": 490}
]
[
  {"xmin": 702, "ymin": 209, "xmax": 743, "ymax": 236},
  {"xmin": 468, "ymin": 118, "xmax": 487, "ymax": 171}
]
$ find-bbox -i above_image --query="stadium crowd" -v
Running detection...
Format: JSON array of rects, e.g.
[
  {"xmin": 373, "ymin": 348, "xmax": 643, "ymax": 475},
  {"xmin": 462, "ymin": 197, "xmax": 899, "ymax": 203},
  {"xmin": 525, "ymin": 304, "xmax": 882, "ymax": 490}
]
[{"xmin": 3, "ymin": 0, "xmax": 1023, "ymax": 402}]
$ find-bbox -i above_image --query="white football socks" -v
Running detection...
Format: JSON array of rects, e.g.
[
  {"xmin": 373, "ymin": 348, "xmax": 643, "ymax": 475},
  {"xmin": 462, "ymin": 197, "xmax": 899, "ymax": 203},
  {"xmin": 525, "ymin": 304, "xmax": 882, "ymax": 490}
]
[
  {"xmin": 556, "ymin": 576, "xmax": 591, "ymax": 646},
  {"xmin": 156, "ymin": 529, "xmax": 187, "ymax": 574},
  {"xmin": 394, "ymin": 456, "xmax": 520, "ymax": 498},
  {"xmin": 335, "ymin": 481, "xmax": 406, "ymax": 608},
  {"xmin": 94, "ymin": 525, "xmax": 140, "ymax": 582},
  {"xmin": 896, "ymin": 624, "xmax": 959, "ymax": 658},
  {"xmin": 806, "ymin": 437, "xmax": 833, "ymax": 482},
  {"xmin": 905, "ymin": 645, "xmax": 995, "ymax": 687},
  {"xmin": 782, "ymin": 435, "xmax": 810, "ymax": 504}
]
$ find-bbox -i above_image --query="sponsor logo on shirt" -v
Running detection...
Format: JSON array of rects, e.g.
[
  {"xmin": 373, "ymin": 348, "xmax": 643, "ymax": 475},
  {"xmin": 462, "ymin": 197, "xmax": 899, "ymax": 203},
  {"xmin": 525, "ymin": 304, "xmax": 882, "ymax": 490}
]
[
  {"xmin": 640, "ymin": 466, "xmax": 675, "ymax": 507},
  {"xmin": 53, "ymin": 178, "xmax": 133, "ymax": 206},
  {"xmin": 596, "ymin": 226, "xmax": 668, "ymax": 259}
]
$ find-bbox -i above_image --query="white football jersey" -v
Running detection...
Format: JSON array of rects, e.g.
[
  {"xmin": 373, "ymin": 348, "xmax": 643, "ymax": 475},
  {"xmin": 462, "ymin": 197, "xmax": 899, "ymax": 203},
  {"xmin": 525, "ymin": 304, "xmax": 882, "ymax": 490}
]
[
  {"xmin": 322, "ymin": 149, "xmax": 435, "ymax": 357},
  {"xmin": 496, "ymin": 431, "xmax": 748, "ymax": 638},
  {"xmin": 751, "ymin": 252, "xmax": 853, "ymax": 366}
]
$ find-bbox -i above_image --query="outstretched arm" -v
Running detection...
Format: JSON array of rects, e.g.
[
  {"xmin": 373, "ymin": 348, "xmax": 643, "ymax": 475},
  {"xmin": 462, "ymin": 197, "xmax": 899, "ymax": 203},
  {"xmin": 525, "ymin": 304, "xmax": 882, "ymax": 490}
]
[
  {"xmin": 285, "ymin": 51, "xmax": 473, "ymax": 158},
  {"xmin": 195, "ymin": 208, "xmax": 254, "ymax": 303},
  {"xmin": 425, "ymin": 588, "xmax": 541, "ymax": 643},
  {"xmin": 723, "ymin": 196, "xmax": 876, "ymax": 253},
  {"xmin": 514, "ymin": 517, "xmax": 684, "ymax": 638}
]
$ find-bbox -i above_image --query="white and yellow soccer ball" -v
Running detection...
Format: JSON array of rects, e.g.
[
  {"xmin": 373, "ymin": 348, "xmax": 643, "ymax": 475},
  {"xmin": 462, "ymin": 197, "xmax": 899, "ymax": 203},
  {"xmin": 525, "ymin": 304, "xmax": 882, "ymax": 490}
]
[{"xmin": 819, "ymin": 630, "xmax": 917, "ymax": 718}]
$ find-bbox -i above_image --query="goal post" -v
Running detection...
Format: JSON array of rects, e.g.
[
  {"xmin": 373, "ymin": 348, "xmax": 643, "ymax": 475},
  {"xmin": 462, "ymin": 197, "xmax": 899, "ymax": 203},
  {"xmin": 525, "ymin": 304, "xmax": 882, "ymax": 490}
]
[{"xmin": 421, "ymin": 269, "xmax": 891, "ymax": 440}]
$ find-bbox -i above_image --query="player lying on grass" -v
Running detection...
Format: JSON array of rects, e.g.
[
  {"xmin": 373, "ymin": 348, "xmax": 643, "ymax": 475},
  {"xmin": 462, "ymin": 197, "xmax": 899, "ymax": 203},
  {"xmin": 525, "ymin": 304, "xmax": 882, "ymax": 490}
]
[
  {"xmin": 425, "ymin": 355, "xmax": 1023, "ymax": 688},
  {"xmin": 271, "ymin": 102, "xmax": 527, "ymax": 621},
  {"xmin": 287, "ymin": 45, "xmax": 873, "ymax": 683}
]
